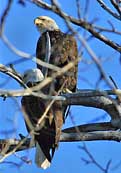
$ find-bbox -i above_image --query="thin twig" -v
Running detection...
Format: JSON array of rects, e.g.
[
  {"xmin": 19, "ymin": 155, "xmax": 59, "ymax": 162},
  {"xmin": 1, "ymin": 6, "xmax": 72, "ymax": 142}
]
[
  {"xmin": 110, "ymin": 0, "xmax": 121, "ymax": 14},
  {"xmin": 0, "ymin": 0, "xmax": 13, "ymax": 35},
  {"xmin": 79, "ymin": 143, "xmax": 111, "ymax": 173},
  {"xmin": 97, "ymin": 0, "xmax": 120, "ymax": 19}
]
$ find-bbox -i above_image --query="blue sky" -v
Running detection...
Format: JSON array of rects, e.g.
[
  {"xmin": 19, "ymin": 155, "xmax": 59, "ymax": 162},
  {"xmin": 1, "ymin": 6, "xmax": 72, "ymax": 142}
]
[{"xmin": 1, "ymin": 0, "xmax": 121, "ymax": 173}]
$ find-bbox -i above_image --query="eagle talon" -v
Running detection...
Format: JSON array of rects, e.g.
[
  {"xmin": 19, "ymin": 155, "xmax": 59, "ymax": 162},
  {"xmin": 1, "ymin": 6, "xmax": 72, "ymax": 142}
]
[{"xmin": 65, "ymin": 88, "xmax": 73, "ymax": 93}]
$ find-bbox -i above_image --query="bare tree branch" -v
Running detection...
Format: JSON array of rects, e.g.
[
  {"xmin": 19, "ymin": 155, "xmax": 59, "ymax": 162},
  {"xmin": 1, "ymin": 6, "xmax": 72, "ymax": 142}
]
[
  {"xmin": 79, "ymin": 143, "xmax": 112, "ymax": 173},
  {"xmin": 63, "ymin": 122, "xmax": 117, "ymax": 133},
  {"xmin": 97, "ymin": 0, "xmax": 121, "ymax": 19},
  {"xmin": 0, "ymin": 0, "xmax": 13, "ymax": 36},
  {"xmin": 1, "ymin": 129, "xmax": 121, "ymax": 157},
  {"xmin": 110, "ymin": 0, "xmax": 121, "ymax": 14}
]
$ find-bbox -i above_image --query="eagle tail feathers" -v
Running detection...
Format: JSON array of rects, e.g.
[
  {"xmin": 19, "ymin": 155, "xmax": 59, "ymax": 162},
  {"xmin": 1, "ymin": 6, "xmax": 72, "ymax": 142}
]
[{"xmin": 35, "ymin": 142, "xmax": 51, "ymax": 169}]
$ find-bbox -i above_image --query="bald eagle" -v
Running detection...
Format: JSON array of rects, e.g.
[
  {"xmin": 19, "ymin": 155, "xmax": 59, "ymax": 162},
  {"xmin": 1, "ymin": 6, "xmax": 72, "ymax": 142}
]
[{"xmin": 21, "ymin": 16, "xmax": 78, "ymax": 169}]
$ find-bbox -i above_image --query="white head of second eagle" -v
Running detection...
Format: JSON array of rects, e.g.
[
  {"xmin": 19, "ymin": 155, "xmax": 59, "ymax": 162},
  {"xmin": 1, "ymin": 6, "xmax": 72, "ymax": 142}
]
[{"xmin": 23, "ymin": 68, "xmax": 44, "ymax": 84}]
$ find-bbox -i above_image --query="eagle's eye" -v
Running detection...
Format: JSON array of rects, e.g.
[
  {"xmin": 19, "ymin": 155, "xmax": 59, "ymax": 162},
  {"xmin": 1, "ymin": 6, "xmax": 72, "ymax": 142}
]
[{"xmin": 41, "ymin": 18, "xmax": 46, "ymax": 21}]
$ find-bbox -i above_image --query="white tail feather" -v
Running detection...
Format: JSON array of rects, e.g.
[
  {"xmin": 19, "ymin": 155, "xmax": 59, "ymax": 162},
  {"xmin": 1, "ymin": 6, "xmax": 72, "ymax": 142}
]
[{"xmin": 35, "ymin": 142, "xmax": 51, "ymax": 169}]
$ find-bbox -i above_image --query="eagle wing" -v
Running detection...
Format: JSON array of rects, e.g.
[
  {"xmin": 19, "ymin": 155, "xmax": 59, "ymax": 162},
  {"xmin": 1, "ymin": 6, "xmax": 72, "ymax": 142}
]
[{"xmin": 36, "ymin": 30, "xmax": 78, "ymax": 92}]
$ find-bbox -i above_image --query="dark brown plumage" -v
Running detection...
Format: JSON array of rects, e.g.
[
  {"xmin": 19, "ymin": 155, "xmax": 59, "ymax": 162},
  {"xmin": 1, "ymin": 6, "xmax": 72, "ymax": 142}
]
[{"xmin": 36, "ymin": 30, "xmax": 78, "ymax": 92}]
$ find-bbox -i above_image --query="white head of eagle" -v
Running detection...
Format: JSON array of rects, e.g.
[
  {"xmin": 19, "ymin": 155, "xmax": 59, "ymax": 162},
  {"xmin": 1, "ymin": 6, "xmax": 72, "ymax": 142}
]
[
  {"xmin": 34, "ymin": 16, "xmax": 59, "ymax": 34},
  {"xmin": 23, "ymin": 68, "xmax": 44, "ymax": 84}
]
